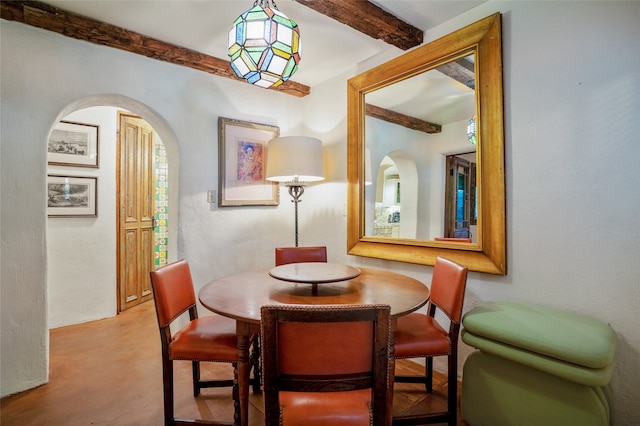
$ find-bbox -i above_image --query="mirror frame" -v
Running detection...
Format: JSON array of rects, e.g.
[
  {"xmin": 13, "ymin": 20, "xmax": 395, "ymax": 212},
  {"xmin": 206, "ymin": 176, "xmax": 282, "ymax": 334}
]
[{"xmin": 347, "ymin": 13, "xmax": 506, "ymax": 275}]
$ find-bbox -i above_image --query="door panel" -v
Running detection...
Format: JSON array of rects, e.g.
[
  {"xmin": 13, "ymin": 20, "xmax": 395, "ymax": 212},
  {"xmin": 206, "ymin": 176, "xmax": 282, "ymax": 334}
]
[
  {"xmin": 118, "ymin": 113, "xmax": 155, "ymax": 311},
  {"xmin": 123, "ymin": 228, "xmax": 139, "ymax": 304},
  {"xmin": 140, "ymin": 227, "xmax": 153, "ymax": 298}
]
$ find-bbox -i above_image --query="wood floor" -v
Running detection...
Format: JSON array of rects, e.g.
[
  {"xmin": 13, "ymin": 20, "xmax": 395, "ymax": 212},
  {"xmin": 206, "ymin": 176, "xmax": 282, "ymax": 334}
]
[{"xmin": 1, "ymin": 300, "xmax": 468, "ymax": 425}]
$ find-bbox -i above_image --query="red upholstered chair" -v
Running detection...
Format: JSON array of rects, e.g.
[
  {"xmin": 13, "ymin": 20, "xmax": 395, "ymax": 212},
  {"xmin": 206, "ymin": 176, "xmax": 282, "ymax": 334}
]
[
  {"xmin": 434, "ymin": 237, "xmax": 472, "ymax": 243},
  {"xmin": 275, "ymin": 246, "xmax": 327, "ymax": 266},
  {"xmin": 261, "ymin": 304, "xmax": 393, "ymax": 426},
  {"xmin": 393, "ymin": 257, "xmax": 468, "ymax": 426},
  {"xmin": 150, "ymin": 259, "xmax": 242, "ymax": 426},
  {"xmin": 248, "ymin": 246, "xmax": 328, "ymax": 393}
]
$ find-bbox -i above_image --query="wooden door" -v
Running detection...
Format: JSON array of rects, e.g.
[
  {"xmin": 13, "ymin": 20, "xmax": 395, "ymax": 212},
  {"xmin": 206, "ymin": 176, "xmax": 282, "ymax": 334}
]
[
  {"xmin": 117, "ymin": 113, "xmax": 155, "ymax": 312},
  {"xmin": 445, "ymin": 154, "xmax": 472, "ymax": 239}
]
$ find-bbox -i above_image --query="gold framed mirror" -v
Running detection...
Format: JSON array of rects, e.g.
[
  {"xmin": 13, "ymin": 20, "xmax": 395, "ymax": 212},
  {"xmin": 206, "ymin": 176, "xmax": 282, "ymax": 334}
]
[{"xmin": 347, "ymin": 13, "xmax": 506, "ymax": 275}]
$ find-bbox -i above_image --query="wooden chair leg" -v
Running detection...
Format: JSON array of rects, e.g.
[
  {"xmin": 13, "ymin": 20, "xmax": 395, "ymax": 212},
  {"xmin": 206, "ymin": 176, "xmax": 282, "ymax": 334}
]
[
  {"xmin": 250, "ymin": 335, "xmax": 261, "ymax": 393},
  {"xmin": 232, "ymin": 362, "xmax": 240, "ymax": 425},
  {"xmin": 447, "ymin": 354, "xmax": 457, "ymax": 426},
  {"xmin": 162, "ymin": 357, "xmax": 174, "ymax": 426},
  {"xmin": 192, "ymin": 361, "xmax": 201, "ymax": 397},
  {"xmin": 192, "ymin": 361, "xmax": 236, "ymax": 394},
  {"xmin": 426, "ymin": 356, "xmax": 433, "ymax": 392},
  {"xmin": 392, "ymin": 355, "xmax": 457, "ymax": 426}
]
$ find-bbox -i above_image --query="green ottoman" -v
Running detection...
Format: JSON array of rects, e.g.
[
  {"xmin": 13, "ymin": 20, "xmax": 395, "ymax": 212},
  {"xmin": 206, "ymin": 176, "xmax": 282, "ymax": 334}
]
[{"xmin": 460, "ymin": 302, "xmax": 617, "ymax": 426}]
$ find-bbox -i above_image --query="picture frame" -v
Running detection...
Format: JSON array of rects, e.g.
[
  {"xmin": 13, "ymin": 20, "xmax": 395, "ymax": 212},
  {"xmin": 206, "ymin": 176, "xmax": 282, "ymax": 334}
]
[
  {"xmin": 47, "ymin": 175, "xmax": 98, "ymax": 217},
  {"xmin": 48, "ymin": 120, "xmax": 100, "ymax": 168},
  {"xmin": 218, "ymin": 117, "xmax": 280, "ymax": 207}
]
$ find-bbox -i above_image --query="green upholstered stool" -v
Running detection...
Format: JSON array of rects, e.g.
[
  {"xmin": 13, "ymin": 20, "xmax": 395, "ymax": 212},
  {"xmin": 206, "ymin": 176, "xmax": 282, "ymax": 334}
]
[{"xmin": 460, "ymin": 302, "xmax": 616, "ymax": 426}]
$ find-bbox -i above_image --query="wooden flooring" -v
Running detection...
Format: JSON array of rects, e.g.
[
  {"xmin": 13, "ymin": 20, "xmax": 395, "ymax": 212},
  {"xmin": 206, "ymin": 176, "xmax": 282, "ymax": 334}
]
[{"xmin": 1, "ymin": 301, "xmax": 468, "ymax": 425}]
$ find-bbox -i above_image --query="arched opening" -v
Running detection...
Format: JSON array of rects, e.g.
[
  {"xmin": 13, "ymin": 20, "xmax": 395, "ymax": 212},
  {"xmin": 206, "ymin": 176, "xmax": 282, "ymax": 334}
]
[
  {"xmin": 46, "ymin": 95, "xmax": 179, "ymax": 328},
  {"xmin": 372, "ymin": 150, "xmax": 418, "ymax": 239}
]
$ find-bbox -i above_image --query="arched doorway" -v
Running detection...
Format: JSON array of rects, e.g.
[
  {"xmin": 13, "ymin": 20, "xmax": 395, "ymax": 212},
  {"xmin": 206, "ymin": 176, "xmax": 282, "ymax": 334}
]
[
  {"xmin": 372, "ymin": 150, "xmax": 418, "ymax": 239},
  {"xmin": 46, "ymin": 95, "xmax": 179, "ymax": 328}
]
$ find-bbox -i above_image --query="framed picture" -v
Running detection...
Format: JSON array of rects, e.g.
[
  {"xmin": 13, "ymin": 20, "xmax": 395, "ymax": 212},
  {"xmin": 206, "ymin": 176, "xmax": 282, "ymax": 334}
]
[
  {"xmin": 218, "ymin": 117, "xmax": 280, "ymax": 207},
  {"xmin": 48, "ymin": 120, "xmax": 99, "ymax": 168},
  {"xmin": 47, "ymin": 175, "xmax": 98, "ymax": 217}
]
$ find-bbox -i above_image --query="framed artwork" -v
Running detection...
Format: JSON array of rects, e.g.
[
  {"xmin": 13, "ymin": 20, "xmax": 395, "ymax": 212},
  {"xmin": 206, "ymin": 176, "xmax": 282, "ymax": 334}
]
[
  {"xmin": 48, "ymin": 120, "xmax": 100, "ymax": 168},
  {"xmin": 47, "ymin": 175, "xmax": 98, "ymax": 217},
  {"xmin": 218, "ymin": 117, "xmax": 280, "ymax": 207}
]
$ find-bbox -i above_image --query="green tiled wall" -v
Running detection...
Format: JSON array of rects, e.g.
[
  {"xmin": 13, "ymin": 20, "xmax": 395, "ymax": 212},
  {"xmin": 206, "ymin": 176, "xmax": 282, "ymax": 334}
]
[{"xmin": 154, "ymin": 144, "xmax": 168, "ymax": 266}]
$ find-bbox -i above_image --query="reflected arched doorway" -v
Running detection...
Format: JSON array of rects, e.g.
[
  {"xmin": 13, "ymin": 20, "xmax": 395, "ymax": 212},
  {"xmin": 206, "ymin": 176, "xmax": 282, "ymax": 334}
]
[
  {"xmin": 46, "ymin": 95, "xmax": 179, "ymax": 328},
  {"xmin": 372, "ymin": 150, "xmax": 418, "ymax": 239}
]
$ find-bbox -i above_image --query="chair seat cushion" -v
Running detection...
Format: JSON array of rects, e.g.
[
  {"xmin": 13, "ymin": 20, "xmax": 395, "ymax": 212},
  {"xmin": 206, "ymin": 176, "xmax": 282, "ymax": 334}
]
[
  {"xmin": 279, "ymin": 389, "xmax": 372, "ymax": 426},
  {"xmin": 461, "ymin": 302, "xmax": 617, "ymax": 386},
  {"xmin": 461, "ymin": 330, "xmax": 614, "ymax": 386},
  {"xmin": 462, "ymin": 302, "xmax": 616, "ymax": 369},
  {"xmin": 394, "ymin": 312, "xmax": 450, "ymax": 358},
  {"xmin": 170, "ymin": 315, "xmax": 238, "ymax": 362}
]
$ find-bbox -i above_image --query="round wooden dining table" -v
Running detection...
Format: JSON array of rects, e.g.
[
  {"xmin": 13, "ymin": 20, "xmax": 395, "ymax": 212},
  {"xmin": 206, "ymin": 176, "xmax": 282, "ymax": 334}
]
[{"xmin": 198, "ymin": 264, "xmax": 430, "ymax": 426}]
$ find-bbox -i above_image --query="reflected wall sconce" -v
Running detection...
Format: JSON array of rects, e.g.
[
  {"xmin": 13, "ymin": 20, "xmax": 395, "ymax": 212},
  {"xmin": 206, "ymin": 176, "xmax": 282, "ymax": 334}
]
[
  {"xmin": 266, "ymin": 136, "xmax": 324, "ymax": 246},
  {"xmin": 228, "ymin": 0, "xmax": 301, "ymax": 88}
]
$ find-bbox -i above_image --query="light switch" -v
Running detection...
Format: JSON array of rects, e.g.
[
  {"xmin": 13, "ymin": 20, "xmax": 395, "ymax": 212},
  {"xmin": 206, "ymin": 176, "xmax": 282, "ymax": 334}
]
[{"xmin": 207, "ymin": 190, "xmax": 216, "ymax": 204}]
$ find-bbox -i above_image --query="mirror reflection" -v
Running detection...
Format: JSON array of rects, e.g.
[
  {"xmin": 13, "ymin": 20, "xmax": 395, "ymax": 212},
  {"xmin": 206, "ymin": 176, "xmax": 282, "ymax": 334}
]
[
  {"xmin": 347, "ymin": 13, "xmax": 506, "ymax": 274},
  {"xmin": 364, "ymin": 54, "xmax": 477, "ymax": 242}
]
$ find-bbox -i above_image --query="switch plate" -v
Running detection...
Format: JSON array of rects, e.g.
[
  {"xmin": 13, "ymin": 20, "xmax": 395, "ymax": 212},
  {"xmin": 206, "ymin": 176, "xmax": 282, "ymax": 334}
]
[{"xmin": 207, "ymin": 190, "xmax": 216, "ymax": 204}]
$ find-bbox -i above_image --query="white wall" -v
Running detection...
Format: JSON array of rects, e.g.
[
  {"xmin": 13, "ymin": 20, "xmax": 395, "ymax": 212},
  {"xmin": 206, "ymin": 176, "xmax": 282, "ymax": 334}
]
[
  {"xmin": 47, "ymin": 107, "xmax": 119, "ymax": 328},
  {"xmin": 1, "ymin": 1, "xmax": 639, "ymax": 423},
  {"xmin": 302, "ymin": 2, "xmax": 640, "ymax": 423},
  {"xmin": 0, "ymin": 17, "xmax": 308, "ymax": 396}
]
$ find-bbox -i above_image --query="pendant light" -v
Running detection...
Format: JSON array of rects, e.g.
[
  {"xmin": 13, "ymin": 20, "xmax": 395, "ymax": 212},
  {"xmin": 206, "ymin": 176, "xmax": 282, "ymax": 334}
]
[{"xmin": 228, "ymin": 0, "xmax": 301, "ymax": 88}]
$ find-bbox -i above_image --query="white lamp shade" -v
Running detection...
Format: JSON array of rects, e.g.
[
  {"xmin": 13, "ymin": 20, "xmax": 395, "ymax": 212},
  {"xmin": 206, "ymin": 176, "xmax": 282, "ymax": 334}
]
[{"xmin": 266, "ymin": 136, "xmax": 324, "ymax": 182}]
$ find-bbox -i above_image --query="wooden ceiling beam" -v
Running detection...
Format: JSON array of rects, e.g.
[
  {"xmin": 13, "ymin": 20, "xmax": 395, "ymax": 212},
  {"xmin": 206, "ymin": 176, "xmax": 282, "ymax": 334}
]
[
  {"xmin": 0, "ymin": 0, "xmax": 311, "ymax": 97},
  {"xmin": 366, "ymin": 104, "xmax": 441, "ymax": 134},
  {"xmin": 436, "ymin": 57, "xmax": 475, "ymax": 89},
  {"xmin": 293, "ymin": 0, "xmax": 423, "ymax": 50}
]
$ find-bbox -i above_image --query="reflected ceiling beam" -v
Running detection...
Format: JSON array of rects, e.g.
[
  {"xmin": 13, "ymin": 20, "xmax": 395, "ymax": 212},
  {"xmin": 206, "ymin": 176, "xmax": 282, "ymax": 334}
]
[
  {"xmin": 436, "ymin": 57, "xmax": 475, "ymax": 88},
  {"xmin": 293, "ymin": 0, "xmax": 423, "ymax": 50},
  {"xmin": 0, "ymin": 0, "xmax": 311, "ymax": 97},
  {"xmin": 366, "ymin": 104, "xmax": 441, "ymax": 134}
]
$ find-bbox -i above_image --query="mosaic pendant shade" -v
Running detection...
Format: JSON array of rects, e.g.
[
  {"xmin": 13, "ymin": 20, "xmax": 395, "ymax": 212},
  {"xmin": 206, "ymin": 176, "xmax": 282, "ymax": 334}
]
[{"xmin": 228, "ymin": 3, "xmax": 301, "ymax": 88}]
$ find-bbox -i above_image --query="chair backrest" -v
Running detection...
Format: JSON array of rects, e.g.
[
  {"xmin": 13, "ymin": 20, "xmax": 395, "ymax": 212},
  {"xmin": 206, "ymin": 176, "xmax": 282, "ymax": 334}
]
[
  {"xmin": 434, "ymin": 237, "xmax": 472, "ymax": 243},
  {"xmin": 150, "ymin": 259, "xmax": 197, "ymax": 328},
  {"xmin": 261, "ymin": 304, "xmax": 392, "ymax": 425},
  {"xmin": 428, "ymin": 256, "xmax": 468, "ymax": 324},
  {"xmin": 275, "ymin": 246, "xmax": 327, "ymax": 266}
]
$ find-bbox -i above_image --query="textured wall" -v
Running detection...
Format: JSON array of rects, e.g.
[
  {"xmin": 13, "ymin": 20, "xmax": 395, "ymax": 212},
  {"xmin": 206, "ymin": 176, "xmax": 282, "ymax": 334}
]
[{"xmin": 2, "ymin": 1, "xmax": 639, "ymax": 423}]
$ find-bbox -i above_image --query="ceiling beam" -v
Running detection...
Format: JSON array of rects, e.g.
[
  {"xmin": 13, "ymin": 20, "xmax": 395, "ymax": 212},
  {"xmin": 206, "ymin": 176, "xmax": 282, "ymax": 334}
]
[
  {"xmin": 293, "ymin": 0, "xmax": 423, "ymax": 50},
  {"xmin": 436, "ymin": 57, "xmax": 475, "ymax": 89},
  {"xmin": 366, "ymin": 104, "xmax": 441, "ymax": 134},
  {"xmin": 0, "ymin": 1, "xmax": 311, "ymax": 97}
]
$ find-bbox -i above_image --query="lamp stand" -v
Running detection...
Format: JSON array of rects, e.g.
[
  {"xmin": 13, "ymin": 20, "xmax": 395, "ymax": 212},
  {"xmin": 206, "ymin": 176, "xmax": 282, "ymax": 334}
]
[{"xmin": 285, "ymin": 183, "xmax": 306, "ymax": 247}]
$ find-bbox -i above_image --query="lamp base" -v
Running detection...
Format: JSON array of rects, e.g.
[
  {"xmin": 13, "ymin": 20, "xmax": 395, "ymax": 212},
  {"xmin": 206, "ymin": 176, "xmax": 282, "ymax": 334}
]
[{"xmin": 284, "ymin": 183, "xmax": 306, "ymax": 247}]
